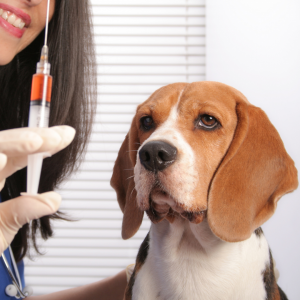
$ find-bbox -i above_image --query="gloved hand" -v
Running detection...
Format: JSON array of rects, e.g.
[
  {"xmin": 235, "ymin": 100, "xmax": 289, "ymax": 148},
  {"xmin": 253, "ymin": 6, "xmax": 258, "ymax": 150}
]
[{"xmin": 0, "ymin": 126, "xmax": 75, "ymax": 255}]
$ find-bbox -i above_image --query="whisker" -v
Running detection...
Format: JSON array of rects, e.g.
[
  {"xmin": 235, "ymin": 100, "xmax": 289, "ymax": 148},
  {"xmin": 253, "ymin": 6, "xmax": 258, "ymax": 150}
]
[{"xmin": 129, "ymin": 186, "xmax": 136, "ymax": 200}]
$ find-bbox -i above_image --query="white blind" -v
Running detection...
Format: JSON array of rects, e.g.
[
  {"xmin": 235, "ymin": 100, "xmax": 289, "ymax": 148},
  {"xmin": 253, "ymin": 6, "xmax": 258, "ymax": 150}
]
[{"xmin": 24, "ymin": 0, "xmax": 206, "ymax": 295}]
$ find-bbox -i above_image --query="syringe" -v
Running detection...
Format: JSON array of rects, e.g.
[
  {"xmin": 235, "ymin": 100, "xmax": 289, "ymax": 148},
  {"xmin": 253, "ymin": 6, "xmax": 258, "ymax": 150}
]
[{"xmin": 27, "ymin": 0, "xmax": 52, "ymax": 194}]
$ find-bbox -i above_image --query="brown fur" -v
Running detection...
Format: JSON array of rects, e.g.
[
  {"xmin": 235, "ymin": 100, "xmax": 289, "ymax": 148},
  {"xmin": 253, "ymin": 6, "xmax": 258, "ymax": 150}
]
[
  {"xmin": 111, "ymin": 81, "xmax": 298, "ymax": 244},
  {"xmin": 110, "ymin": 133, "xmax": 143, "ymax": 239},
  {"xmin": 208, "ymin": 93, "xmax": 298, "ymax": 242}
]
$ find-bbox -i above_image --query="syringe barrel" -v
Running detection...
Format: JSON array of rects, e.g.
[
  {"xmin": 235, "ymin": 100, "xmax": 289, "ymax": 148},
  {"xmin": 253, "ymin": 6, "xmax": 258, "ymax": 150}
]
[
  {"xmin": 27, "ymin": 73, "xmax": 52, "ymax": 194},
  {"xmin": 29, "ymin": 74, "xmax": 52, "ymax": 128}
]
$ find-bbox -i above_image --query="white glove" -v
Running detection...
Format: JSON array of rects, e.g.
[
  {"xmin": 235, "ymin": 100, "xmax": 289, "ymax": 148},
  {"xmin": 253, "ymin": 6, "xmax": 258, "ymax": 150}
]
[{"xmin": 0, "ymin": 126, "xmax": 76, "ymax": 254}]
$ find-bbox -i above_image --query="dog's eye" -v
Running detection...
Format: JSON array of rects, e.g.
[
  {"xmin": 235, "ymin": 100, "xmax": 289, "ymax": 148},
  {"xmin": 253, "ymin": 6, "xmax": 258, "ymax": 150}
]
[
  {"xmin": 141, "ymin": 116, "xmax": 154, "ymax": 130},
  {"xmin": 198, "ymin": 114, "xmax": 219, "ymax": 130}
]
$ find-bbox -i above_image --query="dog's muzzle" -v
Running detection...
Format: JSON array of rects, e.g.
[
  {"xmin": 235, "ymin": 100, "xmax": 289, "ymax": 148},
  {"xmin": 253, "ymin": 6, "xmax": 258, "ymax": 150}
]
[{"xmin": 137, "ymin": 140, "xmax": 206, "ymax": 224}]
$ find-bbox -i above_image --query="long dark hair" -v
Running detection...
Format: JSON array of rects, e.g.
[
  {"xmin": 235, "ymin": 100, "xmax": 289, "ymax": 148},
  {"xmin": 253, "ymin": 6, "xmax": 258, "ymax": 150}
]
[{"xmin": 0, "ymin": 0, "xmax": 97, "ymax": 261}]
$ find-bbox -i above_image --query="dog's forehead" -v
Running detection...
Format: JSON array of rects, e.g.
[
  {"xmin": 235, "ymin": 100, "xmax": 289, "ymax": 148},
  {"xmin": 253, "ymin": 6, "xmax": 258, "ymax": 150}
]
[
  {"xmin": 139, "ymin": 82, "xmax": 187, "ymax": 112},
  {"xmin": 138, "ymin": 81, "xmax": 248, "ymax": 117},
  {"xmin": 182, "ymin": 81, "xmax": 248, "ymax": 106}
]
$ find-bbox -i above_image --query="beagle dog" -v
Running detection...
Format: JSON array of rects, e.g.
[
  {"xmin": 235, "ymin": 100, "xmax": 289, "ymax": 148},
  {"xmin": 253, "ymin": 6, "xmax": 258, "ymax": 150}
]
[{"xmin": 111, "ymin": 82, "xmax": 298, "ymax": 300}]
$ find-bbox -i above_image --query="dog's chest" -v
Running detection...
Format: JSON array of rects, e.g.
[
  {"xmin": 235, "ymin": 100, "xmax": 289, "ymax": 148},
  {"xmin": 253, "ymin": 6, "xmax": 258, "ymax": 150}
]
[{"xmin": 131, "ymin": 220, "xmax": 269, "ymax": 300}]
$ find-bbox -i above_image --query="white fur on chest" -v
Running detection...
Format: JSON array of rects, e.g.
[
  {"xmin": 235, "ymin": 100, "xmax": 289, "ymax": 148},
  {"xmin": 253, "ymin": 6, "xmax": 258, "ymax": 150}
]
[{"xmin": 132, "ymin": 219, "xmax": 269, "ymax": 300}]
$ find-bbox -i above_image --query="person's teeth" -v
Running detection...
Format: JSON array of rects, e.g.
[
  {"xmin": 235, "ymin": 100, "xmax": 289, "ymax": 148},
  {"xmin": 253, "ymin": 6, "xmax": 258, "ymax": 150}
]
[
  {"xmin": 2, "ymin": 11, "xmax": 8, "ymax": 20},
  {"xmin": 13, "ymin": 18, "xmax": 22, "ymax": 28},
  {"xmin": 18, "ymin": 21, "xmax": 25, "ymax": 29},
  {"xmin": 7, "ymin": 14, "xmax": 16, "ymax": 25},
  {"xmin": 0, "ymin": 10, "xmax": 26, "ymax": 29}
]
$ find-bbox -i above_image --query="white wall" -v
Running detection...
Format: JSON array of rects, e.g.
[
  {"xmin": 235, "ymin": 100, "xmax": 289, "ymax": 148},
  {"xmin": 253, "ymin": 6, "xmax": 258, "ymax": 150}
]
[{"xmin": 206, "ymin": 0, "xmax": 300, "ymax": 298}]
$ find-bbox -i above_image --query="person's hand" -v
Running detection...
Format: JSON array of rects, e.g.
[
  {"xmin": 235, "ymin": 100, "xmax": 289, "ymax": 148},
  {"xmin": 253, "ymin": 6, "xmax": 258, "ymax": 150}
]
[{"xmin": 0, "ymin": 126, "xmax": 75, "ymax": 254}]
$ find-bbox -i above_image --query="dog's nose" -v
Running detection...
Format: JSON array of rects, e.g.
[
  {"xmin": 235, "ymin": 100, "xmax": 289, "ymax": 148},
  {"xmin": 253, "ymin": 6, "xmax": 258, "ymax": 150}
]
[{"xmin": 139, "ymin": 141, "xmax": 177, "ymax": 172}]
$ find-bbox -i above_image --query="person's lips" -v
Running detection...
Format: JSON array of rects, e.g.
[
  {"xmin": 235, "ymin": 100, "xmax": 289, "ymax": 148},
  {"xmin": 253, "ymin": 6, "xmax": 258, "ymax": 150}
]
[
  {"xmin": 0, "ymin": 3, "xmax": 31, "ymax": 26},
  {"xmin": 0, "ymin": 3, "xmax": 31, "ymax": 38}
]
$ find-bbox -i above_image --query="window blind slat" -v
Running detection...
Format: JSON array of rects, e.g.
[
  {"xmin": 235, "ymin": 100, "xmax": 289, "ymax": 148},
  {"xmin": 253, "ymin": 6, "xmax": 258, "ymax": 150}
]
[
  {"xmin": 94, "ymin": 26, "xmax": 205, "ymax": 35},
  {"xmin": 28, "ymin": 247, "xmax": 142, "ymax": 258},
  {"xmin": 90, "ymin": 0, "xmax": 204, "ymax": 5},
  {"xmin": 93, "ymin": 16, "xmax": 204, "ymax": 26},
  {"xmin": 92, "ymin": 7, "xmax": 205, "ymax": 15}
]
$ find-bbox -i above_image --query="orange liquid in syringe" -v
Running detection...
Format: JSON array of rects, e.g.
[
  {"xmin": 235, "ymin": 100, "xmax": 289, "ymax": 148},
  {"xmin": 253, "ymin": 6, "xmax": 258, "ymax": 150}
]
[{"xmin": 30, "ymin": 74, "xmax": 52, "ymax": 103}]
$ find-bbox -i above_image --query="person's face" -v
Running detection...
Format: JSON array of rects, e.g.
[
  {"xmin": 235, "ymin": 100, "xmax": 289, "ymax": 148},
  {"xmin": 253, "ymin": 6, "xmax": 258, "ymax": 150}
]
[{"xmin": 0, "ymin": 0, "xmax": 55, "ymax": 65}]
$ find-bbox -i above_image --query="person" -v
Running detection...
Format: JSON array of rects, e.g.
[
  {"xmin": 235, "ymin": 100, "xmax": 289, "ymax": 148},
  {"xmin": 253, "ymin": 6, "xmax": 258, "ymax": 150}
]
[{"xmin": 0, "ymin": 0, "xmax": 127, "ymax": 299}]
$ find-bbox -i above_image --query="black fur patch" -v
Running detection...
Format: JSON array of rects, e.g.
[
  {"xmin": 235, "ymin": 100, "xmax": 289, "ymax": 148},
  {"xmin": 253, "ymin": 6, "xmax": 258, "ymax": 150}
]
[
  {"xmin": 262, "ymin": 249, "xmax": 288, "ymax": 300},
  {"xmin": 263, "ymin": 249, "xmax": 276, "ymax": 299},
  {"xmin": 125, "ymin": 269, "xmax": 136, "ymax": 300},
  {"xmin": 125, "ymin": 233, "xmax": 150, "ymax": 300},
  {"xmin": 255, "ymin": 227, "xmax": 264, "ymax": 238},
  {"xmin": 137, "ymin": 232, "xmax": 150, "ymax": 266}
]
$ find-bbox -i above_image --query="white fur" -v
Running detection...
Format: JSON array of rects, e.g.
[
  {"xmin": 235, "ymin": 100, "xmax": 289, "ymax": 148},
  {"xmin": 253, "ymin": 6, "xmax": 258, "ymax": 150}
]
[
  {"xmin": 132, "ymin": 219, "xmax": 269, "ymax": 300},
  {"xmin": 134, "ymin": 88, "xmax": 198, "ymax": 210}
]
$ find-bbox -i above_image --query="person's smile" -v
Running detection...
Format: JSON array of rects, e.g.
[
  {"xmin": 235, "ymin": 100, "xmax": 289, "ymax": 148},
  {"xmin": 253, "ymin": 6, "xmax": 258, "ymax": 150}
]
[
  {"xmin": 0, "ymin": 0, "xmax": 55, "ymax": 66},
  {"xmin": 0, "ymin": 3, "xmax": 31, "ymax": 38}
]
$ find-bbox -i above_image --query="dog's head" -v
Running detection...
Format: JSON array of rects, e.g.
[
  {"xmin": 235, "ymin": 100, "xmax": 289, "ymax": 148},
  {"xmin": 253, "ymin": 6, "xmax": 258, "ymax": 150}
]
[{"xmin": 111, "ymin": 81, "xmax": 298, "ymax": 242}]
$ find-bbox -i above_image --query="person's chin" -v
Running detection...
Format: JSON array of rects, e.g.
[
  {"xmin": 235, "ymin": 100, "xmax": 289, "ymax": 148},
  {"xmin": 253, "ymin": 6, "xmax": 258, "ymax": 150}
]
[
  {"xmin": 0, "ymin": 37, "xmax": 19, "ymax": 65},
  {"xmin": 0, "ymin": 48, "xmax": 17, "ymax": 65}
]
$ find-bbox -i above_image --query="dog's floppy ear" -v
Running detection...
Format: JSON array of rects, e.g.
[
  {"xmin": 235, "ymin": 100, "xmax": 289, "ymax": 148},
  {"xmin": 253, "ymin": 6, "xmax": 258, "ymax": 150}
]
[
  {"xmin": 208, "ymin": 101, "xmax": 298, "ymax": 242},
  {"xmin": 110, "ymin": 116, "xmax": 144, "ymax": 240}
]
